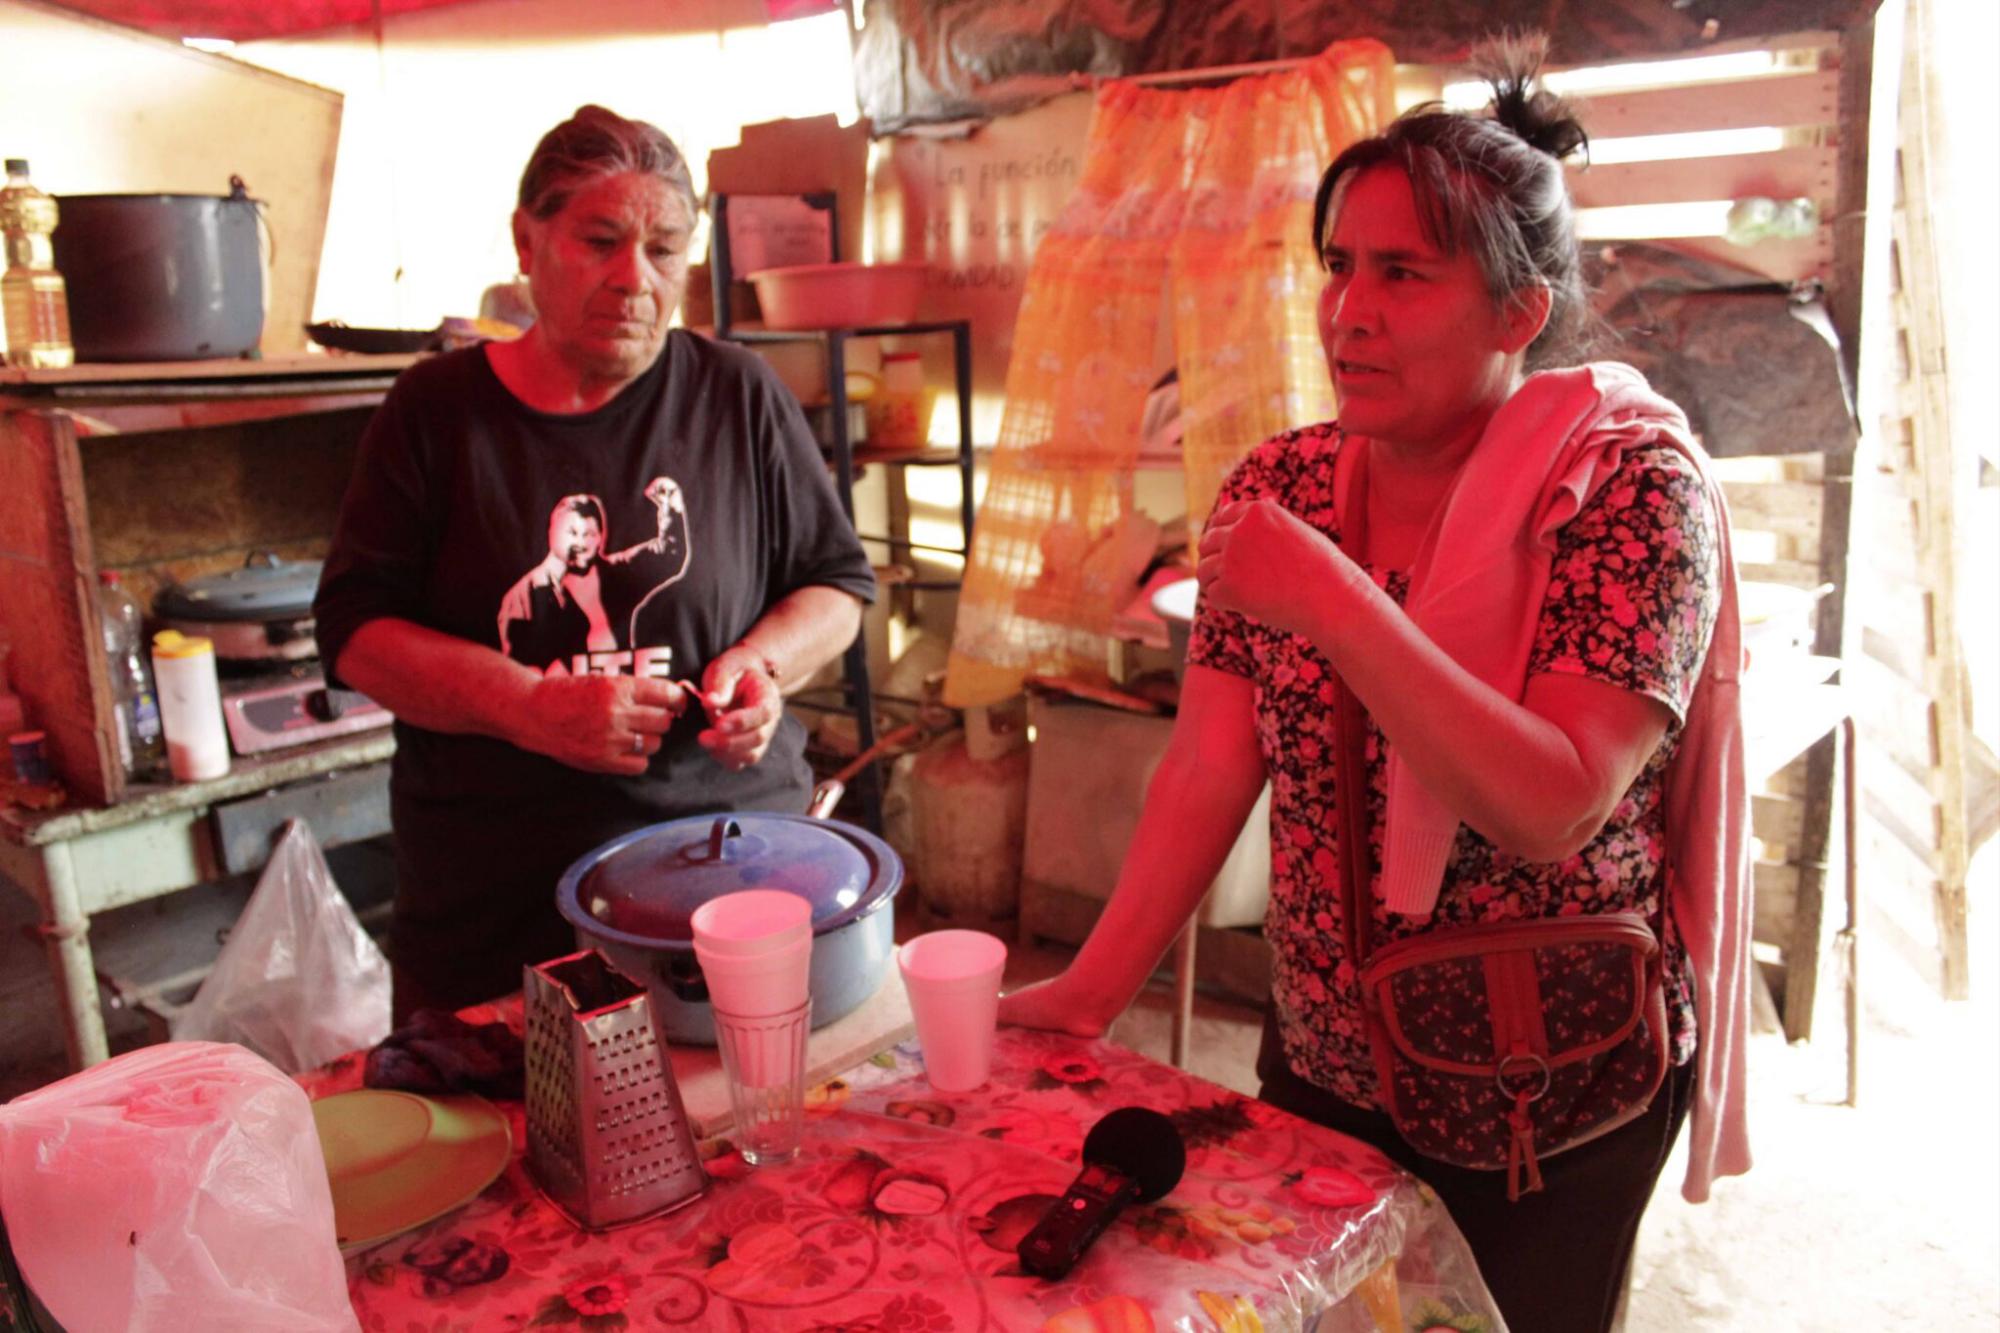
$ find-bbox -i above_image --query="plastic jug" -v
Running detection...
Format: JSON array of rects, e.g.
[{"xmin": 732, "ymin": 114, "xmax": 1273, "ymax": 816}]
[{"xmin": 151, "ymin": 629, "xmax": 229, "ymax": 781}]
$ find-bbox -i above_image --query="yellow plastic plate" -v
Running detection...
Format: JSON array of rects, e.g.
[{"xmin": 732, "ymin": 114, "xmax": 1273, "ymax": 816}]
[{"xmin": 311, "ymin": 1090, "xmax": 511, "ymax": 1256}]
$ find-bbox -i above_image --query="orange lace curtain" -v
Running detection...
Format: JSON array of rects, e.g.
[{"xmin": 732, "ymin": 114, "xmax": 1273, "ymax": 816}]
[{"xmin": 943, "ymin": 40, "xmax": 1396, "ymax": 708}]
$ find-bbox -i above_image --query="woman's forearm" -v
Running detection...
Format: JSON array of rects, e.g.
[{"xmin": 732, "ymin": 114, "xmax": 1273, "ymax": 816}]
[
  {"xmin": 338, "ymin": 617, "xmax": 684, "ymax": 775},
  {"xmin": 336, "ymin": 617, "xmax": 542, "ymax": 739},
  {"xmin": 1303, "ymin": 574, "xmax": 1659, "ymax": 862},
  {"xmin": 734, "ymin": 586, "xmax": 865, "ymax": 695},
  {"xmin": 1057, "ymin": 672, "xmax": 1268, "ymax": 1028}
]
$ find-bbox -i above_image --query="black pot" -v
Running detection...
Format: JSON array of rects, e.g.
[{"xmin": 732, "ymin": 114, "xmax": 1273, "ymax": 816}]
[
  {"xmin": 557, "ymin": 811, "xmax": 904, "ymax": 1046},
  {"xmin": 52, "ymin": 177, "xmax": 264, "ymax": 362}
]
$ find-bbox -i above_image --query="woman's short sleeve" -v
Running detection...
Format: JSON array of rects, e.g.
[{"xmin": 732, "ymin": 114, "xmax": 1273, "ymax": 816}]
[{"xmin": 1529, "ymin": 446, "xmax": 1722, "ymax": 721}]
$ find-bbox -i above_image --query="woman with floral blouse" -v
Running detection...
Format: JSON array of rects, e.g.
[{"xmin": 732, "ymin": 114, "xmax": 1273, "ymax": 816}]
[{"xmin": 1001, "ymin": 37, "xmax": 1750, "ymax": 1333}]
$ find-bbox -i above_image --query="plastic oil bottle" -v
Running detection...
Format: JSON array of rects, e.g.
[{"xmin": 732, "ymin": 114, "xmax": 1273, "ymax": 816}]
[{"xmin": 0, "ymin": 158, "xmax": 74, "ymax": 369}]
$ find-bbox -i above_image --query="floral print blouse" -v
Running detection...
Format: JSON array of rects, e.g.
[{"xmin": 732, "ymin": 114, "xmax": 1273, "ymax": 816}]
[{"xmin": 1187, "ymin": 422, "xmax": 1719, "ymax": 1106}]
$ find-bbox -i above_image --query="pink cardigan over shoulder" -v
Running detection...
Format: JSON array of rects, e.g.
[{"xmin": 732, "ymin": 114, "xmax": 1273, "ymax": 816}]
[{"xmin": 1343, "ymin": 362, "xmax": 1752, "ymax": 1202}]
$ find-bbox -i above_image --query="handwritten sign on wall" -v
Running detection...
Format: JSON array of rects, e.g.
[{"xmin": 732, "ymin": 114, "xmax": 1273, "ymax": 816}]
[
  {"xmin": 870, "ymin": 92, "xmax": 1096, "ymax": 423},
  {"xmin": 723, "ymin": 193, "xmax": 837, "ymax": 275}
]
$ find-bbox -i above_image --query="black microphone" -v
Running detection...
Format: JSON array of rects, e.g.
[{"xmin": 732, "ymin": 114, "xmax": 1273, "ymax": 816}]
[{"xmin": 1017, "ymin": 1106, "xmax": 1186, "ymax": 1279}]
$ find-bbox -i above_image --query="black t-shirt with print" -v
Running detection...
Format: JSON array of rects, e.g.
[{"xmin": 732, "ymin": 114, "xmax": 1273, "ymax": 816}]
[{"xmin": 315, "ymin": 332, "xmax": 876, "ymax": 1007}]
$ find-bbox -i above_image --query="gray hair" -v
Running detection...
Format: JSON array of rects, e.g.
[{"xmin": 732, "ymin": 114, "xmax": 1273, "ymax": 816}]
[{"xmin": 517, "ymin": 105, "xmax": 697, "ymax": 221}]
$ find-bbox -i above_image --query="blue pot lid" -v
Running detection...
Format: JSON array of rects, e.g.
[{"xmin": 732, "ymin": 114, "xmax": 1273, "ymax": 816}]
[
  {"xmin": 558, "ymin": 812, "xmax": 901, "ymax": 946},
  {"xmin": 154, "ymin": 553, "xmax": 321, "ymax": 622}
]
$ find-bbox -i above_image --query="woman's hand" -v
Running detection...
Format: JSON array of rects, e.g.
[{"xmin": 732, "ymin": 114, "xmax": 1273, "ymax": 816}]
[
  {"xmin": 515, "ymin": 674, "xmax": 688, "ymax": 775},
  {"xmin": 697, "ymin": 648, "xmax": 783, "ymax": 772},
  {"xmin": 997, "ymin": 974, "xmax": 1115, "ymax": 1039},
  {"xmin": 1196, "ymin": 498, "xmax": 1358, "ymax": 638}
]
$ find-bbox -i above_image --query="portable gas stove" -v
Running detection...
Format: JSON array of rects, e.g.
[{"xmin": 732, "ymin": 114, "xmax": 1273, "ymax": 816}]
[
  {"xmin": 154, "ymin": 555, "xmax": 394, "ymax": 757},
  {"xmin": 218, "ymin": 662, "xmax": 392, "ymax": 756}
]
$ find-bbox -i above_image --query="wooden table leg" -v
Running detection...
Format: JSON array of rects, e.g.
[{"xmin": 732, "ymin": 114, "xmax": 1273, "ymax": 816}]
[
  {"xmin": 36, "ymin": 841, "xmax": 110, "ymax": 1070},
  {"xmin": 1170, "ymin": 923, "xmax": 1195, "ymax": 1070},
  {"xmin": 1840, "ymin": 715, "xmax": 1860, "ymax": 1107}
]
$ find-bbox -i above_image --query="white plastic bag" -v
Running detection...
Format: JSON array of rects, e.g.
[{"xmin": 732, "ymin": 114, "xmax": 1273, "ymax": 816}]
[
  {"xmin": 0, "ymin": 1041, "xmax": 359, "ymax": 1332},
  {"xmin": 172, "ymin": 819, "xmax": 391, "ymax": 1073}
]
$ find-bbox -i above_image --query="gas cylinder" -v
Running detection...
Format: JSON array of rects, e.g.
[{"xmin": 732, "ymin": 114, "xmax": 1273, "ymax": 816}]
[{"xmin": 907, "ymin": 704, "xmax": 1029, "ymax": 931}]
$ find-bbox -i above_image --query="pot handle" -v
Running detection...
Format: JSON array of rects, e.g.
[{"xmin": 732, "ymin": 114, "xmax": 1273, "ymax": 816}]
[
  {"xmin": 233, "ymin": 175, "xmax": 278, "ymax": 319},
  {"xmin": 662, "ymin": 952, "xmax": 709, "ymax": 1004},
  {"xmin": 807, "ymin": 780, "xmax": 845, "ymax": 820},
  {"xmin": 703, "ymin": 817, "xmax": 743, "ymax": 861}
]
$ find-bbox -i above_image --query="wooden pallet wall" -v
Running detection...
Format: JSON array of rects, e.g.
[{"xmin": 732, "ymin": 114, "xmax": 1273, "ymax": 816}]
[
  {"xmin": 1844, "ymin": 0, "xmax": 1986, "ymax": 1000},
  {"xmin": 1567, "ymin": 37, "xmax": 1844, "ymax": 285},
  {"xmin": 1553, "ymin": 28, "xmax": 1868, "ymax": 1037}
]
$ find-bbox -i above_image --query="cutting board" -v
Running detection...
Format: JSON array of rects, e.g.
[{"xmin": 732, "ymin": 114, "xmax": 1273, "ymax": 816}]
[{"xmin": 665, "ymin": 973, "xmax": 916, "ymax": 1138}]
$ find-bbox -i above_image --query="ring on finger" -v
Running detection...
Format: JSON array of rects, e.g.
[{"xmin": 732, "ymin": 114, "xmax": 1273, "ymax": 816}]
[{"xmin": 630, "ymin": 733, "xmax": 646, "ymax": 756}]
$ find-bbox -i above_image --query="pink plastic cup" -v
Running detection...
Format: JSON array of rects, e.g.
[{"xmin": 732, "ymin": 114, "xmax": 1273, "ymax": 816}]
[
  {"xmin": 689, "ymin": 890, "xmax": 812, "ymax": 957},
  {"xmin": 692, "ymin": 936, "xmax": 811, "ymax": 1024},
  {"xmin": 692, "ymin": 890, "xmax": 813, "ymax": 1028},
  {"xmin": 896, "ymin": 930, "xmax": 1008, "ymax": 1092}
]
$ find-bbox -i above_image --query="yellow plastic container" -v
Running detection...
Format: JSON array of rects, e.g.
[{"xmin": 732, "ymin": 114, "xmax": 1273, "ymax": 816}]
[{"xmin": 864, "ymin": 351, "xmax": 935, "ymax": 450}]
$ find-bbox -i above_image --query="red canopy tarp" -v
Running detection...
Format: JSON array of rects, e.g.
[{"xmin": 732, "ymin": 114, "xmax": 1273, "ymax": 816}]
[{"xmin": 46, "ymin": 0, "xmax": 836, "ymax": 42}]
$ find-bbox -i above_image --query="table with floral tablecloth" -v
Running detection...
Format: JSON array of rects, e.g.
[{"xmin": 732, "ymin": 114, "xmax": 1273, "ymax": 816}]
[{"xmin": 299, "ymin": 1003, "xmax": 1501, "ymax": 1332}]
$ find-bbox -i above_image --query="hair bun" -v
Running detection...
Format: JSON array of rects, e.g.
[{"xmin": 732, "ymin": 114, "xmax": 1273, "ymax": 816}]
[{"xmin": 1472, "ymin": 32, "xmax": 1589, "ymax": 162}]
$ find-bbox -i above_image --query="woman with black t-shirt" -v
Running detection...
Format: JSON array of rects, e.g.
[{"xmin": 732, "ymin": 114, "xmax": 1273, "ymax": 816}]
[{"xmin": 316, "ymin": 106, "xmax": 875, "ymax": 1014}]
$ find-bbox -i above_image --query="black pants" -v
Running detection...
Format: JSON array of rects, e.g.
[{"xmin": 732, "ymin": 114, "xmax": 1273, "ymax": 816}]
[{"xmin": 1257, "ymin": 1015, "xmax": 1694, "ymax": 1333}]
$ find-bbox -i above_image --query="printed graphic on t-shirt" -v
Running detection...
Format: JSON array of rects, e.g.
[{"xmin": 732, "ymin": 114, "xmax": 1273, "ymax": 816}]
[{"xmin": 496, "ymin": 478, "xmax": 690, "ymax": 679}]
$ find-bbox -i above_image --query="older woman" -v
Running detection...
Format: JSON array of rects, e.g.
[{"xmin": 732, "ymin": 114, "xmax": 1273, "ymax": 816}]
[
  {"xmin": 315, "ymin": 106, "xmax": 875, "ymax": 1015},
  {"xmin": 1000, "ymin": 41, "xmax": 1750, "ymax": 1333}
]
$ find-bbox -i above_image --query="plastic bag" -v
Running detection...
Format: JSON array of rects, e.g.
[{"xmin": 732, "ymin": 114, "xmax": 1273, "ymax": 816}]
[
  {"xmin": 172, "ymin": 819, "xmax": 391, "ymax": 1074},
  {"xmin": 0, "ymin": 1041, "xmax": 359, "ymax": 1332}
]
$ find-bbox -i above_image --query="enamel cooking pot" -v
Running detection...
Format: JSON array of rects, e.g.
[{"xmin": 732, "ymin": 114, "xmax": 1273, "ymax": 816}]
[
  {"xmin": 556, "ymin": 806, "xmax": 903, "ymax": 1045},
  {"xmin": 152, "ymin": 553, "xmax": 320, "ymax": 664},
  {"xmin": 52, "ymin": 177, "xmax": 265, "ymax": 362}
]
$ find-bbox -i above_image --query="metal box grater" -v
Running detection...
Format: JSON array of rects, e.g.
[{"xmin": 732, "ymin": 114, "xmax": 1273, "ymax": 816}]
[{"xmin": 522, "ymin": 950, "xmax": 708, "ymax": 1230}]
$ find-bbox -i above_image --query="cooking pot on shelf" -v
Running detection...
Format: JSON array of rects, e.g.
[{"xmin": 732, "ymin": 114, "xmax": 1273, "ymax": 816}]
[
  {"xmin": 556, "ymin": 792, "xmax": 904, "ymax": 1046},
  {"xmin": 153, "ymin": 553, "xmax": 320, "ymax": 665},
  {"xmin": 52, "ymin": 176, "xmax": 264, "ymax": 362}
]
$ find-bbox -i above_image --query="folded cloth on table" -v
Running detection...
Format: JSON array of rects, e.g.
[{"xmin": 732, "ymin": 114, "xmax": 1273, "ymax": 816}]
[{"xmin": 363, "ymin": 1010, "xmax": 524, "ymax": 1099}]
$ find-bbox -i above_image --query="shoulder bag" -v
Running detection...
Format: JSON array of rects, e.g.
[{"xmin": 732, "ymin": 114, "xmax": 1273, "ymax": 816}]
[{"xmin": 1331, "ymin": 440, "xmax": 1669, "ymax": 1201}]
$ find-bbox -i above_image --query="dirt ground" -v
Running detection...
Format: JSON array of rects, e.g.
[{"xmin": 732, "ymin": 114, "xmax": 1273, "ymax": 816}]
[{"xmin": 1622, "ymin": 910, "xmax": 1999, "ymax": 1330}]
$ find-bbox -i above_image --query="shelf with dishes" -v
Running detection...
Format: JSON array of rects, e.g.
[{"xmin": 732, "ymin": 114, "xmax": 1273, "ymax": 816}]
[
  {"xmin": 726, "ymin": 319, "xmax": 976, "ymax": 836},
  {"xmin": 703, "ymin": 198, "xmax": 978, "ymax": 835}
]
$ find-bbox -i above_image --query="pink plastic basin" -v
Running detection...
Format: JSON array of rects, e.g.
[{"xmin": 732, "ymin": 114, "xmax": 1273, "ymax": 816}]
[{"xmin": 746, "ymin": 262, "xmax": 930, "ymax": 330}]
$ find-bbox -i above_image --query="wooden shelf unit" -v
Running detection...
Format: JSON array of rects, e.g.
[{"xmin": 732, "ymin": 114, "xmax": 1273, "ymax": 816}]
[
  {"xmin": 0, "ymin": 355, "xmax": 415, "ymax": 809},
  {"xmin": 720, "ymin": 321, "xmax": 978, "ymax": 835}
]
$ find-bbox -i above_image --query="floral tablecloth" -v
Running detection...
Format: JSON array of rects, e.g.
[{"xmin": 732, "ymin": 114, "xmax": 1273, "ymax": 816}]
[{"xmin": 300, "ymin": 1005, "xmax": 1501, "ymax": 1333}]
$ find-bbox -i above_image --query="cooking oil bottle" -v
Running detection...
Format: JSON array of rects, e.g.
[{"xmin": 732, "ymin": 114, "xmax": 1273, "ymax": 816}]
[{"xmin": 0, "ymin": 158, "xmax": 74, "ymax": 369}]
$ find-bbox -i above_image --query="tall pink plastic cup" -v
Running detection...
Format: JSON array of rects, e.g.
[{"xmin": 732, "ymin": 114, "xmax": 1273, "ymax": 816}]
[{"xmin": 896, "ymin": 930, "xmax": 1008, "ymax": 1092}]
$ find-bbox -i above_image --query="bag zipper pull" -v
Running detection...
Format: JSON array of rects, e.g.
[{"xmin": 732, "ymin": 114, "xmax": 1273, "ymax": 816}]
[{"xmin": 1506, "ymin": 1096, "xmax": 1545, "ymax": 1201}]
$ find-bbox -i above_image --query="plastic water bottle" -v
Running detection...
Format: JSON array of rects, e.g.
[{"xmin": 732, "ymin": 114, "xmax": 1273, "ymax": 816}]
[
  {"xmin": 97, "ymin": 572, "xmax": 165, "ymax": 779},
  {"xmin": 0, "ymin": 158, "xmax": 74, "ymax": 369}
]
